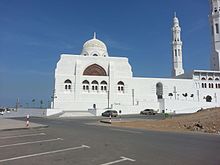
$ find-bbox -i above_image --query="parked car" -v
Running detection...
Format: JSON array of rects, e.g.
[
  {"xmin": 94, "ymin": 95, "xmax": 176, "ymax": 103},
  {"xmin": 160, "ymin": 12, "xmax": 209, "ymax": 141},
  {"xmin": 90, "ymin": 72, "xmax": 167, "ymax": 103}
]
[
  {"xmin": 102, "ymin": 110, "xmax": 118, "ymax": 117},
  {"xmin": 140, "ymin": 109, "xmax": 157, "ymax": 115}
]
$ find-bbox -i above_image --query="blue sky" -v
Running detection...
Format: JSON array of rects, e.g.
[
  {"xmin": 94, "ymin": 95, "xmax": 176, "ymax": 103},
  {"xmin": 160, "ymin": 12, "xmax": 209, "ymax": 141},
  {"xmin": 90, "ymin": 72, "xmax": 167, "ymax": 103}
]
[{"xmin": 0, "ymin": 0, "xmax": 210, "ymax": 107}]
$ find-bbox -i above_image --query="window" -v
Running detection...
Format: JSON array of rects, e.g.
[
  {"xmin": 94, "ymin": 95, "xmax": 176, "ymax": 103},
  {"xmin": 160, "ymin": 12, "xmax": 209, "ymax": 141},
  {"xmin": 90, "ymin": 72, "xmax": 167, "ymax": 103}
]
[
  {"xmin": 64, "ymin": 79, "xmax": 72, "ymax": 91},
  {"xmin": 201, "ymin": 77, "xmax": 206, "ymax": 80},
  {"xmin": 208, "ymin": 77, "xmax": 213, "ymax": 81},
  {"xmin": 93, "ymin": 54, "xmax": 98, "ymax": 56},
  {"xmin": 82, "ymin": 80, "xmax": 89, "ymax": 92},
  {"xmin": 174, "ymin": 49, "xmax": 177, "ymax": 56},
  {"xmin": 215, "ymin": 78, "xmax": 219, "ymax": 81},
  {"xmin": 117, "ymin": 81, "xmax": 125, "ymax": 93},
  {"xmin": 215, "ymin": 23, "xmax": 219, "ymax": 34},
  {"xmin": 178, "ymin": 49, "xmax": 180, "ymax": 56},
  {"xmin": 156, "ymin": 82, "xmax": 163, "ymax": 99},
  {"xmin": 100, "ymin": 81, "xmax": 107, "ymax": 92},
  {"xmin": 209, "ymin": 83, "xmax": 214, "ymax": 88},
  {"xmin": 91, "ymin": 80, "xmax": 98, "ymax": 92}
]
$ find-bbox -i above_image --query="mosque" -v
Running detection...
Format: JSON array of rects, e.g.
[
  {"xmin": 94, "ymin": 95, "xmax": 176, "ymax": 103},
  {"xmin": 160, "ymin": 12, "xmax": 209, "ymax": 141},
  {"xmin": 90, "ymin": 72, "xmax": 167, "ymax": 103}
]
[{"xmin": 47, "ymin": 0, "xmax": 220, "ymax": 116}]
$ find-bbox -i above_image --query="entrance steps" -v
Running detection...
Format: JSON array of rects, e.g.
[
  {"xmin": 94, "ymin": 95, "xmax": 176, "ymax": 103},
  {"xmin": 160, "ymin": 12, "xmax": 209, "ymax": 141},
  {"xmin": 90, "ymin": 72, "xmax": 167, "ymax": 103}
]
[{"xmin": 59, "ymin": 111, "xmax": 95, "ymax": 117}]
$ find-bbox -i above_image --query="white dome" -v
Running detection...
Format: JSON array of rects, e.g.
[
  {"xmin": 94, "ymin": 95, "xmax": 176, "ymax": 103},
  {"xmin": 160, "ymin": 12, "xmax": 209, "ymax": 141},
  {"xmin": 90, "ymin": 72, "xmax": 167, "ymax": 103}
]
[
  {"xmin": 83, "ymin": 38, "xmax": 107, "ymax": 50},
  {"xmin": 81, "ymin": 33, "xmax": 108, "ymax": 57}
]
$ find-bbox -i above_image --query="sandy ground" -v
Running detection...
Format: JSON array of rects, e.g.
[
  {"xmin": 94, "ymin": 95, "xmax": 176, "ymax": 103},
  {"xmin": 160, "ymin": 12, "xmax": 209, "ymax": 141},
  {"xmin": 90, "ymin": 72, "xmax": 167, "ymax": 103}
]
[{"xmin": 113, "ymin": 108, "xmax": 220, "ymax": 134}]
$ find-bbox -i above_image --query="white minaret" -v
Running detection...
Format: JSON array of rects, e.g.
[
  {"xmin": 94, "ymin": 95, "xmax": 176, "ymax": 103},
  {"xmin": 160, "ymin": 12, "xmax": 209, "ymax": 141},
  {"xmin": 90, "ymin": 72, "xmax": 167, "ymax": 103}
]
[
  {"xmin": 172, "ymin": 13, "xmax": 184, "ymax": 77},
  {"xmin": 210, "ymin": 0, "xmax": 220, "ymax": 70}
]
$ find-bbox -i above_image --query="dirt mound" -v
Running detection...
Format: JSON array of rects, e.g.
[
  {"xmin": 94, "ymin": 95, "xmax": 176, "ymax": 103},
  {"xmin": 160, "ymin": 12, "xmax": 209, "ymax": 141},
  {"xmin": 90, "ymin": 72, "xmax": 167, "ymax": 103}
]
[{"xmin": 113, "ymin": 107, "xmax": 220, "ymax": 134}]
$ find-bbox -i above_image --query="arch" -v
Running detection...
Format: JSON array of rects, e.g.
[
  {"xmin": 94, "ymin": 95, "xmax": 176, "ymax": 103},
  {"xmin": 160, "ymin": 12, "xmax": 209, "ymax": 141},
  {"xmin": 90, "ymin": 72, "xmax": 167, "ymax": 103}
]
[
  {"xmin": 101, "ymin": 81, "xmax": 107, "ymax": 85},
  {"xmin": 117, "ymin": 81, "xmax": 124, "ymax": 85},
  {"xmin": 91, "ymin": 80, "xmax": 98, "ymax": 91},
  {"xmin": 215, "ymin": 78, "xmax": 219, "ymax": 81},
  {"xmin": 82, "ymin": 80, "xmax": 89, "ymax": 84},
  {"xmin": 201, "ymin": 77, "xmax": 206, "ymax": 80},
  {"xmin": 91, "ymin": 80, "xmax": 98, "ymax": 84},
  {"xmin": 100, "ymin": 81, "xmax": 107, "ymax": 92},
  {"xmin": 208, "ymin": 77, "xmax": 213, "ymax": 81},
  {"xmin": 83, "ymin": 64, "xmax": 107, "ymax": 76},
  {"xmin": 64, "ymin": 79, "xmax": 72, "ymax": 83},
  {"xmin": 82, "ymin": 80, "xmax": 89, "ymax": 91},
  {"xmin": 64, "ymin": 79, "xmax": 72, "ymax": 91},
  {"xmin": 117, "ymin": 81, "xmax": 125, "ymax": 93},
  {"xmin": 156, "ymin": 82, "xmax": 163, "ymax": 99}
]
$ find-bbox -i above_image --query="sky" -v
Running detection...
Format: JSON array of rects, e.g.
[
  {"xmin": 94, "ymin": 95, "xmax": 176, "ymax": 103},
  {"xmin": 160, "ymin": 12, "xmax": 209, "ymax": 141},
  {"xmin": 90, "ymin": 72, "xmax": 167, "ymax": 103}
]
[{"xmin": 0, "ymin": 0, "xmax": 211, "ymax": 107}]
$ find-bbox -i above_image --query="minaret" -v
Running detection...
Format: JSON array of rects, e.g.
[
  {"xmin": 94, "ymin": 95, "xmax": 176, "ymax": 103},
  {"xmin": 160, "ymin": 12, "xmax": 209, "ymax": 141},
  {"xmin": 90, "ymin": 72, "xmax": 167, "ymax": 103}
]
[
  {"xmin": 172, "ymin": 13, "xmax": 184, "ymax": 77},
  {"xmin": 209, "ymin": 0, "xmax": 220, "ymax": 70}
]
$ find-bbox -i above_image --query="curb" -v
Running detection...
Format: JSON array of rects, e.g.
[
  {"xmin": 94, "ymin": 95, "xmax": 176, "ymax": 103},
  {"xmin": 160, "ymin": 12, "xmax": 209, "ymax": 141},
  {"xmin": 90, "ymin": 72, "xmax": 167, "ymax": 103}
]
[{"xmin": 0, "ymin": 125, "xmax": 49, "ymax": 132}]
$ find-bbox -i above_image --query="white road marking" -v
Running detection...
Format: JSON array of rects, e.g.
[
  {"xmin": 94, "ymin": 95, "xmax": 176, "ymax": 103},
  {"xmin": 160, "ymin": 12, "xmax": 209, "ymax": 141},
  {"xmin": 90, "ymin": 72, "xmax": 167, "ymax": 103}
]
[
  {"xmin": 110, "ymin": 128, "xmax": 142, "ymax": 134},
  {"xmin": 0, "ymin": 145, "xmax": 90, "ymax": 163},
  {"xmin": 100, "ymin": 156, "xmax": 136, "ymax": 165},
  {"xmin": 0, "ymin": 133, "xmax": 46, "ymax": 139},
  {"xmin": 0, "ymin": 138, "xmax": 63, "ymax": 148}
]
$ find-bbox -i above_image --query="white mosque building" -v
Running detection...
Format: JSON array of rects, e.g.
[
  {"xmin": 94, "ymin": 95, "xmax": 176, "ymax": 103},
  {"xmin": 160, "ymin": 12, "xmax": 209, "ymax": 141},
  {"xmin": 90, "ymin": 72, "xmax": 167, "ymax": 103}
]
[{"xmin": 47, "ymin": 0, "xmax": 220, "ymax": 116}]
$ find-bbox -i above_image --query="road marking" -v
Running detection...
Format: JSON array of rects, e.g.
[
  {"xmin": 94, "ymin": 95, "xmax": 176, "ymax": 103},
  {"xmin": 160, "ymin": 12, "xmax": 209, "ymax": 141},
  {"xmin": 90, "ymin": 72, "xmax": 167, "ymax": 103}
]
[
  {"xmin": 0, "ymin": 138, "xmax": 63, "ymax": 148},
  {"xmin": 0, "ymin": 133, "xmax": 46, "ymax": 139},
  {"xmin": 0, "ymin": 145, "xmax": 90, "ymax": 163},
  {"xmin": 110, "ymin": 128, "xmax": 142, "ymax": 134},
  {"xmin": 100, "ymin": 156, "xmax": 136, "ymax": 165}
]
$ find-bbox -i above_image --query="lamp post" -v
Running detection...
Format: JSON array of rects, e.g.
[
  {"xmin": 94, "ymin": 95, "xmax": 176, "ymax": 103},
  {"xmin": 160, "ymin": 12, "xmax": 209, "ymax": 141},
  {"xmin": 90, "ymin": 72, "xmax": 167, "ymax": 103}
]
[{"xmin": 51, "ymin": 89, "xmax": 57, "ymax": 109}]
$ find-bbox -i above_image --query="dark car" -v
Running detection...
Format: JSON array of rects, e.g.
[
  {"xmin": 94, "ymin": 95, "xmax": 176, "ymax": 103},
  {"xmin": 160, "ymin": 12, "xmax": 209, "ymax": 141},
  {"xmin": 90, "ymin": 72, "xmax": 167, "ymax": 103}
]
[
  {"xmin": 102, "ymin": 110, "xmax": 118, "ymax": 117},
  {"xmin": 140, "ymin": 109, "xmax": 157, "ymax": 115}
]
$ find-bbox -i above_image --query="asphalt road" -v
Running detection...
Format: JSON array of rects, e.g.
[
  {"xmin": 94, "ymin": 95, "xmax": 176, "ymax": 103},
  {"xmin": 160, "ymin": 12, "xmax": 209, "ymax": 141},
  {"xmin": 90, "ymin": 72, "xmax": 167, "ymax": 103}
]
[{"xmin": 0, "ymin": 117, "xmax": 219, "ymax": 165}]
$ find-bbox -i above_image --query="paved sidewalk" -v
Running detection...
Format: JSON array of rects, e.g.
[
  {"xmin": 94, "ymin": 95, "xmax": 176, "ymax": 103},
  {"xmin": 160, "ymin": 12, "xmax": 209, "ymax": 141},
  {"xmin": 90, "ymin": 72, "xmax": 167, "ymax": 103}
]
[{"xmin": 0, "ymin": 118, "xmax": 48, "ymax": 131}]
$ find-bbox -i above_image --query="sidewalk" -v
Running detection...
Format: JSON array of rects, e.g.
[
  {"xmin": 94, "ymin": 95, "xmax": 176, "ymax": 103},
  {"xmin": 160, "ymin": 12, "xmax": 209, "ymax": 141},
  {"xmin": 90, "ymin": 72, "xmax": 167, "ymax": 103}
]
[{"xmin": 0, "ymin": 118, "xmax": 48, "ymax": 131}]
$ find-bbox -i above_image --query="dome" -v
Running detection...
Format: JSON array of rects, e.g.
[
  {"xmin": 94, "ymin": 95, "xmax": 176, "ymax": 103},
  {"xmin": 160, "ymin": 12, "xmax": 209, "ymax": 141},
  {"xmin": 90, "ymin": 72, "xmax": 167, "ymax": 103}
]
[{"xmin": 81, "ymin": 33, "xmax": 108, "ymax": 57}]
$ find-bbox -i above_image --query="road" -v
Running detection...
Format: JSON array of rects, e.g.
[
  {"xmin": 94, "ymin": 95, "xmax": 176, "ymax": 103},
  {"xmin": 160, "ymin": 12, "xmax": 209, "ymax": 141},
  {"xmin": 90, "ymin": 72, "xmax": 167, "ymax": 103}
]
[{"xmin": 0, "ymin": 116, "xmax": 219, "ymax": 165}]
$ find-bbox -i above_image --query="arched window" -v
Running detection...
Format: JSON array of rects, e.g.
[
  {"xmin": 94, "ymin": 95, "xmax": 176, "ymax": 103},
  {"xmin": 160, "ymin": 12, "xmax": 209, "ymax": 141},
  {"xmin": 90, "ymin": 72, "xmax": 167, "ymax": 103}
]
[
  {"xmin": 117, "ymin": 81, "xmax": 124, "ymax": 93},
  {"xmin": 215, "ymin": 78, "xmax": 219, "ymax": 81},
  {"xmin": 83, "ymin": 64, "xmax": 107, "ymax": 76},
  {"xmin": 100, "ymin": 81, "xmax": 107, "ymax": 92},
  {"xmin": 91, "ymin": 80, "xmax": 98, "ymax": 92},
  {"xmin": 208, "ymin": 77, "xmax": 213, "ymax": 81},
  {"xmin": 82, "ymin": 80, "xmax": 89, "ymax": 92},
  {"xmin": 93, "ymin": 54, "xmax": 98, "ymax": 56},
  {"xmin": 64, "ymin": 79, "xmax": 72, "ymax": 91},
  {"xmin": 156, "ymin": 82, "xmax": 163, "ymax": 99},
  {"xmin": 201, "ymin": 77, "xmax": 206, "ymax": 80}
]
